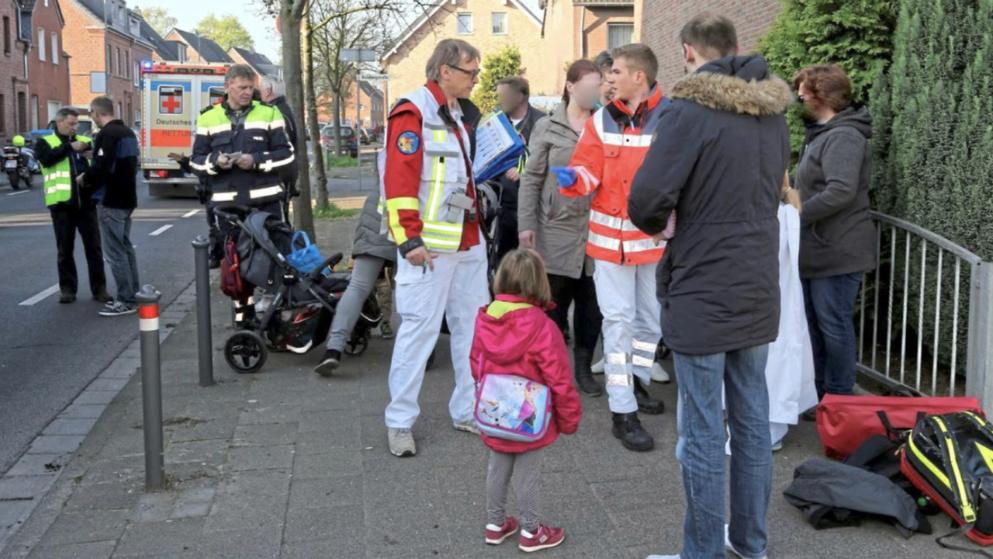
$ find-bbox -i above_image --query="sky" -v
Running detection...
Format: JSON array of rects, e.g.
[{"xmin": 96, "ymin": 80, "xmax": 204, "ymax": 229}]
[{"xmin": 129, "ymin": 0, "xmax": 281, "ymax": 62}]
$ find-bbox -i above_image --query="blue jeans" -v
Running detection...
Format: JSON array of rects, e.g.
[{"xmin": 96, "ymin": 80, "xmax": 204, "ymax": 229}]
[
  {"xmin": 97, "ymin": 206, "xmax": 140, "ymax": 304},
  {"xmin": 673, "ymin": 345, "xmax": 771, "ymax": 559},
  {"xmin": 801, "ymin": 273, "xmax": 862, "ymax": 398}
]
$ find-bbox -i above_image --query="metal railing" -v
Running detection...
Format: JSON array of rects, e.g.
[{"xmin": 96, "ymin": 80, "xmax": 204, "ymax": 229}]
[{"xmin": 856, "ymin": 212, "xmax": 993, "ymax": 412}]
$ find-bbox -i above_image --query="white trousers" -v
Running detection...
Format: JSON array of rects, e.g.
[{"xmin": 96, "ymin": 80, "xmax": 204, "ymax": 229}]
[
  {"xmin": 385, "ymin": 242, "xmax": 490, "ymax": 429},
  {"xmin": 593, "ymin": 261, "xmax": 661, "ymax": 414}
]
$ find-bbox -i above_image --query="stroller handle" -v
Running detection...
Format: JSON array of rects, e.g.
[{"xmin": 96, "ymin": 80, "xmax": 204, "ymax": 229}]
[
  {"xmin": 212, "ymin": 205, "xmax": 257, "ymax": 223},
  {"xmin": 307, "ymin": 252, "xmax": 344, "ymax": 280}
]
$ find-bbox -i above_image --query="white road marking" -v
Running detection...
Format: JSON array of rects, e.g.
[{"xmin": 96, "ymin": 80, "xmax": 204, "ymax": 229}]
[
  {"xmin": 149, "ymin": 224, "xmax": 173, "ymax": 236},
  {"xmin": 7, "ymin": 190, "xmax": 31, "ymax": 196},
  {"xmin": 182, "ymin": 209, "xmax": 199, "ymax": 218},
  {"xmin": 19, "ymin": 284, "xmax": 61, "ymax": 306}
]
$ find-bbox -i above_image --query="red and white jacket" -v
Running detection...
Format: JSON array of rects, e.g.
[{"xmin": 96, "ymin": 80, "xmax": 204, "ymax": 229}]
[{"xmin": 563, "ymin": 86, "xmax": 668, "ymax": 265}]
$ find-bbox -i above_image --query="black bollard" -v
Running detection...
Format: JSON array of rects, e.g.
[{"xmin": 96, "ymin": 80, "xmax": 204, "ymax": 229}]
[
  {"xmin": 136, "ymin": 285, "xmax": 164, "ymax": 490},
  {"xmin": 192, "ymin": 236, "xmax": 215, "ymax": 387}
]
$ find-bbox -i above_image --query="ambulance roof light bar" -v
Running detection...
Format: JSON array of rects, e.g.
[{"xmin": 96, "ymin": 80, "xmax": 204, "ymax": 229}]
[{"xmin": 140, "ymin": 62, "xmax": 231, "ymax": 76}]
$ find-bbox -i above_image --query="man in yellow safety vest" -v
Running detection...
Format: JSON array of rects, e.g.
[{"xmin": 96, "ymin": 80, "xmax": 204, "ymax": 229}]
[{"xmin": 35, "ymin": 107, "xmax": 110, "ymax": 304}]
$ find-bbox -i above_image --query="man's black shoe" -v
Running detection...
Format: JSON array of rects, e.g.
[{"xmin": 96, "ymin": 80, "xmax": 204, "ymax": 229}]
[
  {"xmin": 209, "ymin": 258, "xmax": 221, "ymax": 269},
  {"xmin": 612, "ymin": 412, "xmax": 654, "ymax": 452},
  {"xmin": 635, "ymin": 379, "xmax": 665, "ymax": 415},
  {"xmin": 93, "ymin": 291, "xmax": 113, "ymax": 304},
  {"xmin": 59, "ymin": 291, "xmax": 76, "ymax": 304},
  {"xmin": 314, "ymin": 349, "xmax": 341, "ymax": 377}
]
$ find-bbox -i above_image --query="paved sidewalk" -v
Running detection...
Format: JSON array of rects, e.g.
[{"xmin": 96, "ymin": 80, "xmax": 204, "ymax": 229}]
[{"xmin": 0, "ymin": 218, "xmax": 961, "ymax": 558}]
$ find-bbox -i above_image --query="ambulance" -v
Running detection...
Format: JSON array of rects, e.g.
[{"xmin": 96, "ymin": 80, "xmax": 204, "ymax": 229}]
[{"xmin": 140, "ymin": 62, "xmax": 228, "ymax": 197}]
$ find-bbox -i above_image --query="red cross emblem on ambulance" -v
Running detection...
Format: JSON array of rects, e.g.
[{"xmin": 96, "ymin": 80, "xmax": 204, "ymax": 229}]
[{"xmin": 159, "ymin": 86, "xmax": 184, "ymax": 114}]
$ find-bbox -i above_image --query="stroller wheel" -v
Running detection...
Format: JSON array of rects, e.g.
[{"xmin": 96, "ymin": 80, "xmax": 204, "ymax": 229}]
[
  {"xmin": 225, "ymin": 330, "xmax": 268, "ymax": 374},
  {"xmin": 344, "ymin": 333, "xmax": 369, "ymax": 356}
]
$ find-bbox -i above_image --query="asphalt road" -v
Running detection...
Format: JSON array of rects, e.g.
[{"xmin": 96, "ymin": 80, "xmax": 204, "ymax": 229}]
[{"xmin": 0, "ymin": 174, "xmax": 204, "ymax": 475}]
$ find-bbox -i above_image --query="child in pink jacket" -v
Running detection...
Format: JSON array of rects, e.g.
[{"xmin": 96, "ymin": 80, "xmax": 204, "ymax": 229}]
[{"xmin": 471, "ymin": 249, "xmax": 582, "ymax": 553}]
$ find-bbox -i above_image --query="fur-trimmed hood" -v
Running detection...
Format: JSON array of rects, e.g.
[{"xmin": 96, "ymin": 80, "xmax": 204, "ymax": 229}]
[{"xmin": 671, "ymin": 55, "xmax": 793, "ymax": 116}]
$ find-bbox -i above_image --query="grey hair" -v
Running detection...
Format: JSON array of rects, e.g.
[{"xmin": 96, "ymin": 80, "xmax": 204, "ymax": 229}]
[
  {"xmin": 89, "ymin": 96, "xmax": 115, "ymax": 117},
  {"xmin": 225, "ymin": 64, "xmax": 257, "ymax": 84},
  {"xmin": 55, "ymin": 107, "xmax": 79, "ymax": 121},
  {"xmin": 425, "ymin": 39, "xmax": 480, "ymax": 81},
  {"xmin": 260, "ymin": 76, "xmax": 285, "ymax": 97}
]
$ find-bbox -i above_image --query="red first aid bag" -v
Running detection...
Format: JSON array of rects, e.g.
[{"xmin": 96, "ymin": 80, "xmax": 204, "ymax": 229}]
[{"xmin": 816, "ymin": 393, "xmax": 984, "ymax": 459}]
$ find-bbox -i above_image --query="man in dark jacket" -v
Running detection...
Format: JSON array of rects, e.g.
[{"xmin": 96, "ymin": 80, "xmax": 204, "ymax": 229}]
[
  {"xmin": 260, "ymin": 75, "xmax": 300, "ymax": 213},
  {"xmin": 492, "ymin": 76, "xmax": 544, "ymax": 261},
  {"xmin": 629, "ymin": 14, "xmax": 792, "ymax": 559},
  {"xmin": 36, "ymin": 107, "xmax": 109, "ymax": 304},
  {"xmin": 80, "ymin": 96, "xmax": 141, "ymax": 316}
]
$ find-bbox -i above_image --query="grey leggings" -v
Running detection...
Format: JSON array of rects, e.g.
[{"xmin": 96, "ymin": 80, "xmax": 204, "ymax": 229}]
[
  {"xmin": 326, "ymin": 255, "xmax": 388, "ymax": 352},
  {"xmin": 486, "ymin": 448, "xmax": 543, "ymax": 532}
]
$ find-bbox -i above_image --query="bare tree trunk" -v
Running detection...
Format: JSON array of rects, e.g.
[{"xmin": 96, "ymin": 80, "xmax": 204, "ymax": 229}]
[
  {"xmin": 333, "ymin": 92, "xmax": 343, "ymax": 156},
  {"xmin": 302, "ymin": 16, "xmax": 328, "ymax": 208},
  {"xmin": 280, "ymin": 0, "xmax": 314, "ymax": 238}
]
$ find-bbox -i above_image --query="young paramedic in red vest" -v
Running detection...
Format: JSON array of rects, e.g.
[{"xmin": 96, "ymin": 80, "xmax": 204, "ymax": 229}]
[
  {"xmin": 554, "ymin": 44, "xmax": 668, "ymax": 452},
  {"xmin": 380, "ymin": 39, "xmax": 491, "ymax": 458}
]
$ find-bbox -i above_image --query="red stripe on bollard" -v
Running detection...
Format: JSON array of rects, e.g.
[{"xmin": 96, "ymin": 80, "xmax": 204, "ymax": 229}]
[{"xmin": 139, "ymin": 303, "xmax": 159, "ymax": 332}]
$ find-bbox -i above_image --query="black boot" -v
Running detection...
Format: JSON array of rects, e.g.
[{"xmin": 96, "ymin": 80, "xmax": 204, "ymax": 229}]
[
  {"xmin": 573, "ymin": 347, "xmax": 603, "ymax": 397},
  {"xmin": 611, "ymin": 412, "xmax": 654, "ymax": 452},
  {"xmin": 634, "ymin": 379, "xmax": 665, "ymax": 415}
]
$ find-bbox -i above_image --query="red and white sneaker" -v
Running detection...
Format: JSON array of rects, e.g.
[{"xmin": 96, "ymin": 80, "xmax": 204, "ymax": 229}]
[
  {"xmin": 484, "ymin": 516, "xmax": 519, "ymax": 545},
  {"xmin": 518, "ymin": 525, "xmax": 565, "ymax": 553}
]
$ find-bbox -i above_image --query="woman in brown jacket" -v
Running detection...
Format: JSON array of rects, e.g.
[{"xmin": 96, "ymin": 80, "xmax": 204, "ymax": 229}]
[{"xmin": 517, "ymin": 60, "xmax": 604, "ymax": 396}]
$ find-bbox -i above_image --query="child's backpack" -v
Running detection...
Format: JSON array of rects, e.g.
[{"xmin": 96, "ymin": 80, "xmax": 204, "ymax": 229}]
[
  {"xmin": 901, "ymin": 411, "xmax": 993, "ymax": 552},
  {"xmin": 474, "ymin": 373, "xmax": 552, "ymax": 442}
]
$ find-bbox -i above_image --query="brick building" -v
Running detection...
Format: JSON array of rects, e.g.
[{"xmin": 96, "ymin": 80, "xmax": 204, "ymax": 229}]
[
  {"xmin": 27, "ymin": 0, "xmax": 71, "ymax": 128},
  {"xmin": 1, "ymin": 0, "xmax": 31, "ymax": 144},
  {"xmin": 62, "ymin": 0, "xmax": 154, "ymax": 126},
  {"xmin": 640, "ymin": 0, "xmax": 782, "ymax": 91},
  {"xmin": 316, "ymin": 80, "xmax": 385, "ymax": 130}
]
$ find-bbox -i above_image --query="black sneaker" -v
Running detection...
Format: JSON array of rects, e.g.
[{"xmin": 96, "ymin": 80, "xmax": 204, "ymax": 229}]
[
  {"xmin": 611, "ymin": 412, "xmax": 654, "ymax": 452},
  {"xmin": 99, "ymin": 301, "xmax": 137, "ymax": 317},
  {"xmin": 93, "ymin": 291, "xmax": 113, "ymax": 304},
  {"xmin": 314, "ymin": 349, "xmax": 341, "ymax": 377},
  {"xmin": 59, "ymin": 291, "xmax": 76, "ymax": 304}
]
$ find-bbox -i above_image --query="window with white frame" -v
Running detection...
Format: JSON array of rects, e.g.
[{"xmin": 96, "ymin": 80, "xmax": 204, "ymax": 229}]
[
  {"xmin": 37, "ymin": 28, "xmax": 45, "ymax": 61},
  {"xmin": 491, "ymin": 12, "xmax": 507, "ymax": 35},
  {"xmin": 607, "ymin": 23, "xmax": 634, "ymax": 50},
  {"xmin": 457, "ymin": 13, "xmax": 473, "ymax": 35},
  {"xmin": 51, "ymin": 32, "xmax": 58, "ymax": 65}
]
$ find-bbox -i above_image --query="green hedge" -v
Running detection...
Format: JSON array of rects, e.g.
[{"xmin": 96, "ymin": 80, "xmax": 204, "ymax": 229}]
[{"xmin": 871, "ymin": 0, "xmax": 993, "ymax": 261}]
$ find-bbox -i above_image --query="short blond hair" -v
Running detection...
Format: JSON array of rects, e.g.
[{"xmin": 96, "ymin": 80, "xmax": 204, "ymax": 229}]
[
  {"xmin": 492, "ymin": 249, "xmax": 552, "ymax": 306},
  {"xmin": 612, "ymin": 43, "xmax": 659, "ymax": 82}
]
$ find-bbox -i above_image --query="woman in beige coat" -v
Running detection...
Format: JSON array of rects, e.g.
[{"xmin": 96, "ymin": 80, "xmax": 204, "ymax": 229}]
[{"xmin": 518, "ymin": 59, "xmax": 604, "ymax": 396}]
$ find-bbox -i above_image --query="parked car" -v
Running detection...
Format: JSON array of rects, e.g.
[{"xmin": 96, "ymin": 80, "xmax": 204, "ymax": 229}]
[
  {"xmin": 320, "ymin": 125, "xmax": 358, "ymax": 158},
  {"xmin": 358, "ymin": 127, "xmax": 372, "ymax": 145}
]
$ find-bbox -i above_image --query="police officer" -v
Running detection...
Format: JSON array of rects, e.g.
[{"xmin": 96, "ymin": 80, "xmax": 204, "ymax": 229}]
[
  {"xmin": 189, "ymin": 64, "xmax": 294, "ymax": 218},
  {"xmin": 380, "ymin": 39, "xmax": 491, "ymax": 458},
  {"xmin": 35, "ymin": 108, "xmax": 110, "ymax": 304}
]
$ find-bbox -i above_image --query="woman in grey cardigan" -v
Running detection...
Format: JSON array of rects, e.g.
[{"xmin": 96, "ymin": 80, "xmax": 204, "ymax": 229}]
[
  {"xmin": 518, "ymin": 60, "xmax": 604, "ymax": 396},
  {"xmin": 315, "ymin": 194, "xmax": 396, "ymax": 376},
  {"xmin": 794, "ymin": 65, "xmax": 877, "ymax": 407}
]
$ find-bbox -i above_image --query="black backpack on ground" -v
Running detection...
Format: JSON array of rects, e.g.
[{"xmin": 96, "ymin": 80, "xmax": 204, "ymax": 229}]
[{"xmin": 784, "ymin": 434, "xmax": 933, "ymax": 538}]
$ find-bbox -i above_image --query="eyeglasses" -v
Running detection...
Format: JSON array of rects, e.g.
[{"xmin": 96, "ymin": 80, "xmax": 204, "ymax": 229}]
[{"xmin": 448, "ymin": 65, "xmax": 481, "ymax": 79}]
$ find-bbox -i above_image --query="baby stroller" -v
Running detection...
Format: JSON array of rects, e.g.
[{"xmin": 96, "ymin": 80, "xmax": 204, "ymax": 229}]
[{"xmin": 214, "ymin": 207, "xmax": 383, "ymax": 374}]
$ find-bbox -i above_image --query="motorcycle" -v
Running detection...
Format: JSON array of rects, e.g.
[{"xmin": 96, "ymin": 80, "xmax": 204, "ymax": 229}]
[{"xmin": 2, "ymin": 145, "xmax": 32, "ymax": 190}]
